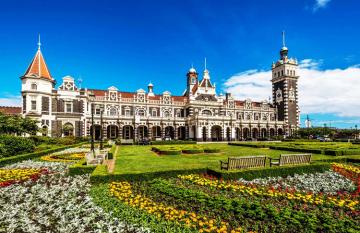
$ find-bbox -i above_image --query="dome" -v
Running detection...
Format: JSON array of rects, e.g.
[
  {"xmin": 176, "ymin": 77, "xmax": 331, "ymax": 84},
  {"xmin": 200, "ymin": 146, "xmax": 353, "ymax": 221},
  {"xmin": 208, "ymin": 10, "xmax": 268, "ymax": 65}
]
[
  {"xmin": 281, "ymin": 46, "xmax": 288, "ymax": 51},
  {"xmin": 189, "ymin": 67, "xmax": 196, "ymax": 73},
  {"xmin": 148, "ymin": 82, "xmax": 153, "ymax": 87}
]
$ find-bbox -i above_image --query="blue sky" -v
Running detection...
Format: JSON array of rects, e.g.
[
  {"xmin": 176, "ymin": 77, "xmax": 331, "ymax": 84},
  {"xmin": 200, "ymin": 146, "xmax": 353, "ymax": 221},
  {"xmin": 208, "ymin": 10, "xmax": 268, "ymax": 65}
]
[{"xmin": 0, "ymin": 0, "xmax": 359, "ymax": 128}]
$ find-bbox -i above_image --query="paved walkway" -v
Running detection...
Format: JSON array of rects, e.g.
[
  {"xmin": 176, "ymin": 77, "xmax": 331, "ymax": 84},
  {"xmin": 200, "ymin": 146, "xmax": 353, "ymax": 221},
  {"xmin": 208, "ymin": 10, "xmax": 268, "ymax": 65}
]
[{"xmin": 105, "ymin": 146, "xmax": 118, "ymax": 173}]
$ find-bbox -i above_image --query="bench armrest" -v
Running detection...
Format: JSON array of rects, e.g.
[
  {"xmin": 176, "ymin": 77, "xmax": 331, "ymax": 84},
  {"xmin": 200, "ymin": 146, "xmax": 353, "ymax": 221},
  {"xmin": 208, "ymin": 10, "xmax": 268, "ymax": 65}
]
[
  {"xmin": 220, "ymin": 160, "xmax": 228, "ymax": 170},
  {"xmin": 220, "ymin": 160, "xmax": 228, "ymax": 165},
  {"xmin": 269, "ymin": 158, "xmax": 279, "ymax": 162}
]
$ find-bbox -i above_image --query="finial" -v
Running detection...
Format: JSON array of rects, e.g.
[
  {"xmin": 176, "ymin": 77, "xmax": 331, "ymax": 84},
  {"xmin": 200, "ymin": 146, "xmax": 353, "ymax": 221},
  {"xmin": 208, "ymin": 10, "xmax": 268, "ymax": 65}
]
[
  {"xmin": 191, "ymin": 62, "xmax": 194, "ymax": 69},
  {"xmin": 37, "ymin": 34, "xmax": 41, "ymax": 50},
  {"xmin": 204, "ymin": 57, "xmax": 207, "ymax": 70},
  {"xmin": 282, "ymin": 31, "xmax": 286, "ymax": 47}
]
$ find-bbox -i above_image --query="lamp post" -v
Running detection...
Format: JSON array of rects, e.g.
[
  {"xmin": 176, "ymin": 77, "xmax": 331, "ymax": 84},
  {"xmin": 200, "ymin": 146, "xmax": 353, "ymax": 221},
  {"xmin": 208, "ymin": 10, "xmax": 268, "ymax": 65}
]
[
  {"xmin": 91, "ymin": 103, "xmax": 95, "ymax": 153},
  {"xmin": 100, "ymin": 105, "xmax": 104, "ymax": 150}
]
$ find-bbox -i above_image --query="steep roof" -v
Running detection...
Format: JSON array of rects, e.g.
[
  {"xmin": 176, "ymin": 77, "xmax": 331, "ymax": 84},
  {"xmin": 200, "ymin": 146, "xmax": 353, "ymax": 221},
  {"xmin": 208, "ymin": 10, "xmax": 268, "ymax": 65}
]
[
  {"xmin": 23, "ymin": 49, "xmax": 53, "ymax": 81},
  {"xmin": 0, "ymin": 106, "xmax": 22, "ymax": 115}
]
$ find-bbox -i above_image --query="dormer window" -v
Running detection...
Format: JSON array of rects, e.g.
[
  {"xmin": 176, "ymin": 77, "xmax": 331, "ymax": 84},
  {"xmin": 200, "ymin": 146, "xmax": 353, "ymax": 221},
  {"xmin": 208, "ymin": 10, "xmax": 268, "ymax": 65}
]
[{"xmin": 31, "ymin": 83, "xmax": 37, "ymax": 90}]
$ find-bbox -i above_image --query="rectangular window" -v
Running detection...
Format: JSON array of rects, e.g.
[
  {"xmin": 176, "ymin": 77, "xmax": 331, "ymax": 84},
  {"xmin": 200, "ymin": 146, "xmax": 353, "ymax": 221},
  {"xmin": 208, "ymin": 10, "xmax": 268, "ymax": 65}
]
[
  {"xmin": 152, "ymin": 109, "xmax": 157, "ymax": 117},
  {"xmin": 125, "ymin": 109, "xmax": 130, "ymax": 116},
  {"xmin": 95, "ymin": 108, "xmax": 101, "ymax": 115},
  {"xmin": 66, "ymin": 103, "xmax": 72, "ymax": 113},
  {"xmin": 31, "ymin": 100, "xmax": 36, "ymax": 110}
]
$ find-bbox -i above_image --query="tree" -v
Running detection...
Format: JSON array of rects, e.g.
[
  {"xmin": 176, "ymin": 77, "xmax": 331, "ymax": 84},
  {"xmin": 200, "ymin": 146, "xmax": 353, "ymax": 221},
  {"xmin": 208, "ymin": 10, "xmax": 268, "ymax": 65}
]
[{"xmin": 0, "ymin": 113, "xmax": 38, "ymax": 135}]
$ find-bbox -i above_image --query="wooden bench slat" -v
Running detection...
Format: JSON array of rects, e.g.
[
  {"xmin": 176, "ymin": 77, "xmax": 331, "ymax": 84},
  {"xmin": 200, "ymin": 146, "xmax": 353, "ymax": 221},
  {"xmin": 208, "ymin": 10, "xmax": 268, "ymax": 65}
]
[
  {"xmin": 271, "ymin": 154, "xmax": 312, "ymax": 167},
  {"xmin": 220, "ymin": 156, "xmax": 266, "ymax": 170}
]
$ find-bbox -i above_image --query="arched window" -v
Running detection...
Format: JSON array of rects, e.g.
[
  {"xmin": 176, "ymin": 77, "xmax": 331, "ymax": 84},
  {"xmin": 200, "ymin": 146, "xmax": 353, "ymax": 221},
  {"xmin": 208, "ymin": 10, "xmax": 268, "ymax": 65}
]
[
  {"xmin": 31, "ymin": 83, "xmax": 37, "ymax": 90},
  {"xmin": 138, "ymin": 109, "xmax": 145, "ymax": 116},
  {"xmin": 163, "ymin": 111, "xmax": 170, "ymax": 118},
  {"xmin": 202, "ymin": 110, "xmax": 212, "ymax": 116},
  {"xmin": 109, "ymin": 108, "xmax": 117, "ymax": 116}
]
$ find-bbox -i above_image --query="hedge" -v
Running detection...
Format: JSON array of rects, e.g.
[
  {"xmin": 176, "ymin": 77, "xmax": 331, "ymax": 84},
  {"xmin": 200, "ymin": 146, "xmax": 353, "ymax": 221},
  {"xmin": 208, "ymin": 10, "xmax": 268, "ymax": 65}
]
[
  {"xmin": 207, "ymin": 163, "xmax": 332, "ymax": 180},
  {"xmin": 204, "ymin": 148, "xmax": 221, "ymax": 153},
  {"xmin": 150, "ymin": 140, "xmax": 196, "ymax": 145},
  {"xmin": 90, "ymin": 167, "xmax": 208, "ymax": 184},
  {"xmin": 228, "ymin": 143, "xmax": 268, "ymax": 148},
  {"xmin": 182, "ymin": 149, "xmax": 204, "ymax": 154},
  {"xmin": 68, "ymin": 159, "xmax": 97, "ymax": 176},
  {"xmin": 0, "ymin": 142, "xmax": 87, "ymax": 167}
]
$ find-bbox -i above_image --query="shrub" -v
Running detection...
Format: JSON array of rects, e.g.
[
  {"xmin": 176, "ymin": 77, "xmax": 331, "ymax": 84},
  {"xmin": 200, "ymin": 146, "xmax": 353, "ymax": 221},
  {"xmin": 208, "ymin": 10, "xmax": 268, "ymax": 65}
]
[
  {"xmin": 107, "ymin": 152, "xmax": 113, "ymax": 160},
  {"xmin": 203, "ymin": 148, "xmax": 221, "ymax": 153},
  {"xmin": 150, "ymin": 140, "xmax": 196, "ymax": 145},
  {"xmin": 0, "ymin": 135, "xmax": 35, "ymax": 158},
  {"xmin": 0, "ymin": 142, "xmax": 86, "ymax": 167},
  {"xmin": 207, "ymin": 163, "xmax": 332, "ymax": 180},
  {"xmin": 68, "ymin": 159, "xmax": 97, "ymax": 176},
  {"xmin": 182, "ymin": 149, "xmax": 204, "ymax": 154}
]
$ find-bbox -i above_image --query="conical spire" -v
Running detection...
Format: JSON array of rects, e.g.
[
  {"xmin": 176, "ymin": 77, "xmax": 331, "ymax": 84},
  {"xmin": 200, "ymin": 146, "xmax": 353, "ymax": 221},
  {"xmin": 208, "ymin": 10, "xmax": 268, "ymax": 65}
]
[{"xmin": 23, "ymin": 35, "xmax": 53, "ymax": 82}]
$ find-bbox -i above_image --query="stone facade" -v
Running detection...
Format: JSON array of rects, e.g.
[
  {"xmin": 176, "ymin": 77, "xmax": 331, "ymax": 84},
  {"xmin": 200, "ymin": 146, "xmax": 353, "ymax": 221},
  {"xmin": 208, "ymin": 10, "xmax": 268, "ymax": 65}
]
[{"xmin": 21, "ymin": 39, "xmax": 300, "ymax": 141}]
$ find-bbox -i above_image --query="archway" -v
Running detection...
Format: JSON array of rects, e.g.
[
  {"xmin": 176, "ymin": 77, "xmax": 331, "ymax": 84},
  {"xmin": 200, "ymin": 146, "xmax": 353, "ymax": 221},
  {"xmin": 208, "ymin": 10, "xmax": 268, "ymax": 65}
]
[
  {"xmin": 278, "ymin": 128, "xmax": 284, "ymax": 136},
  {"xmin": 122, "ymin": 125, "xmax": 134, "ymax": 139},
  {"xmin": 202, "ymin": 127, "xmax": 207, "ymax": 141},
  {"xmin": 90, "ymin": 124, "xmax": 101, "ymax": 140},
  {"xmin": 42, "ymin": 126, "xmax": 48, "ymax": 136},
  {"xmin": 261, "ymin": 128, "xmax": 267, "ymax": 139},
  {"xmin": 235, "ymin": 128, "xmax": 241, "ymax": 141},
  {"xmin": 107, "ymin": 125, "xmax": 119, "ymax": 139},
  {"xmin": 270, "ymin": 128, "xmax": 275, "ymax": 138},
  {"xmin": 177, "ymin": 126, "xmax": 186, "ymax": 140},
  {"xmin": 211, "ymin": 125, "xmax": 222, "ymax": 141},
  {"xmin": 137, "ymin": 125, "xmax": 148, "ymax": 140},
  {"xmin": 252, "ymin": 128, "xmax": 259, "ymax": 139},
  {"xmin": 63, "ymin": 123, "xmax": 74, "ymax": 137},
  {"xmin": 243, "ymin": 128, "xmax": 250, "ymax": 139},
  {"xmin": 226, "ymin": 127, "xmax": 231, "ymax": 141},
  {"xmin": 152, "ymin": 126, "xmax": 161, "ymax": 140},
  {"xmin": 165, "ymin": 126, "xmax": 174, "ymax": 139}
]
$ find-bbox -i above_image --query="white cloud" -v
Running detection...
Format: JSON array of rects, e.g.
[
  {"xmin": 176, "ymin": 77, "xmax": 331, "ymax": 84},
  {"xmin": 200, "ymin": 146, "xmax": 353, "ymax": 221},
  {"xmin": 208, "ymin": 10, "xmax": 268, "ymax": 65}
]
[
  {"xmin": 0, "ymin": 95, "xmax": 21, "ymax": 107},
  {"xmin": 313, "ymin": 0, "xmax": 331, "ymax": 11},
  {"xmin": 223, "ymin": 59, "xmax": 360, "ymax": 118}
]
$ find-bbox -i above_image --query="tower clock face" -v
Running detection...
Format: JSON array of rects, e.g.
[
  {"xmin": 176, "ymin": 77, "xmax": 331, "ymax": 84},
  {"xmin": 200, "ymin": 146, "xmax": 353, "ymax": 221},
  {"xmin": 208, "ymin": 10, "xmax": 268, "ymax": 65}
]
[
  {"xmin": 191, "ymin": 77, "xmax": 196, "ymax": 84},
  {"xmin": 275, "ymin": 88, "xmax": 283, "ymax": 104}
]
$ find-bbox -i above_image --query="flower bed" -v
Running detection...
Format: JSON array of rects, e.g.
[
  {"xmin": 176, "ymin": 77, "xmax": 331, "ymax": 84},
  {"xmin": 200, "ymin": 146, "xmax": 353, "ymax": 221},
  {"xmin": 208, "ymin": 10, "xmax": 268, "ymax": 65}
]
[
  {"xmin": 40, "ymin": 147, "xmax": 88, "ymax": 162},
  {"xmin": 238, "ymin": 171, "xmax": 356, "ymax": 194},
  {"xmin": 0, "ymin": 160, "xmax": 148, "ymax": 233},
  {"xmin": 110, "ymin": 182, "xmax": 235, "ymax": 233},
  {"xmin": 41, "ymin": 153, "xmax": 85, "ymax": 162},
  {"xmin": 99, "ymin": 167, "xmax": 360, "ymax": 232},
  {"xmin": 0, "ymin": 168, "xmax": 48, "ymax": 187}
]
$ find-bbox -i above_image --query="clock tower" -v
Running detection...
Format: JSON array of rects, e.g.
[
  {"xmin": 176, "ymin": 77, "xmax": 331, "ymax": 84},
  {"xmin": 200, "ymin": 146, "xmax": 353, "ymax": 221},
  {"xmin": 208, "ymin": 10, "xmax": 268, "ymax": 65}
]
[
  {"xmin": 186, "ymin": 66, "xmax": 198, "ymax": 96},
  {"xmin": 271, "ymin": 32, "xmax": 300, "ymax": 136}
]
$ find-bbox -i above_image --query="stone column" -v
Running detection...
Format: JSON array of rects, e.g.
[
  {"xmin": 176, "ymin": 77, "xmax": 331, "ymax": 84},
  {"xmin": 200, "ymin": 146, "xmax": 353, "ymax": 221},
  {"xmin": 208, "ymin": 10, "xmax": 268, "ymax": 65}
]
[
  {"xmin": 174, "ymin": 125, "xmax": 178, "ymax": 140},
  {"xmin": 148, "ymin": 123, "xmax": 152, "ymax": 140}
]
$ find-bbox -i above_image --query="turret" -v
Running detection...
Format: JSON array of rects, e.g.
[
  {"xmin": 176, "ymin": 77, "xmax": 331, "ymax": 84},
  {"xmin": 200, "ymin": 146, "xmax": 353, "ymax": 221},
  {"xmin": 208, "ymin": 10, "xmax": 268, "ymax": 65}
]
[{"xmin": 21, "ymin": 35, "xmax": 54, "ymax": 116}]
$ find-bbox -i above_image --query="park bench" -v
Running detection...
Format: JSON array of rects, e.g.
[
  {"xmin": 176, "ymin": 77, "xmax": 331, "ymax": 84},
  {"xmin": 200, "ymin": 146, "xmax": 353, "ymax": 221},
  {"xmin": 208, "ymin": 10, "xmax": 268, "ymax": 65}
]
[
  {"xmin": 220, "ymin": 156, "xmax": 266, "ymax": 170},
  {"xmin": 269, "ymin": 153, "xmax": 312, "ymax": 167}
]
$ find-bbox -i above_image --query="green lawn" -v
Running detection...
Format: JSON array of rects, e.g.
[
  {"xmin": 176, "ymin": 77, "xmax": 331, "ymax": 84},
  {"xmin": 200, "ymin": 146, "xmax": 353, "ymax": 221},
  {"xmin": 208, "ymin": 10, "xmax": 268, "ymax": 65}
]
[{"xmin": 113, "ymin": 144, "xmax": 360, "ymax": 174}]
